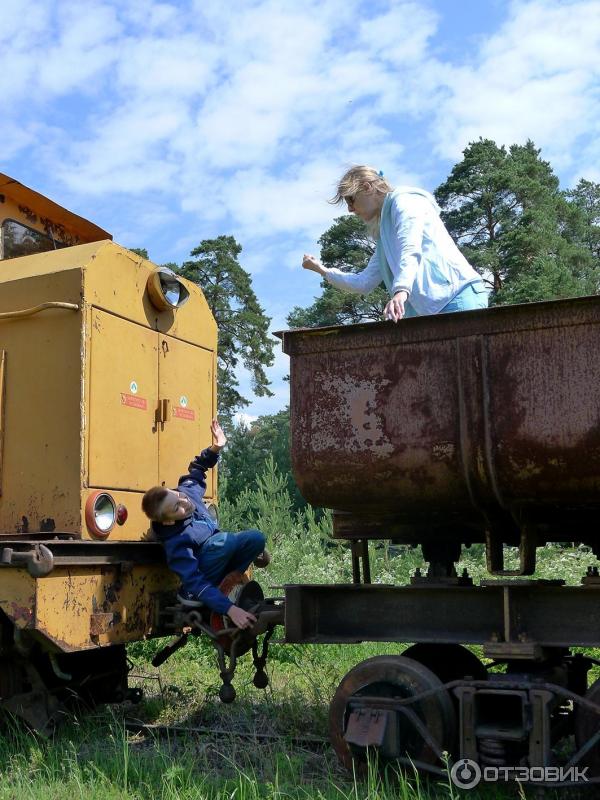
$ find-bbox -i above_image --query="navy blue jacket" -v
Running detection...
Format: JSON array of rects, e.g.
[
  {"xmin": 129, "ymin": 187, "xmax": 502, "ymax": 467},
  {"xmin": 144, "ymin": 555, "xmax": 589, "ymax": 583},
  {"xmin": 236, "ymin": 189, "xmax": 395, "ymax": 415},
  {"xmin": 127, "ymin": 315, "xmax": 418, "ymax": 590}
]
[{"xmin": 152, "ymin": 448, "xmax": 231, "ymax": 613}]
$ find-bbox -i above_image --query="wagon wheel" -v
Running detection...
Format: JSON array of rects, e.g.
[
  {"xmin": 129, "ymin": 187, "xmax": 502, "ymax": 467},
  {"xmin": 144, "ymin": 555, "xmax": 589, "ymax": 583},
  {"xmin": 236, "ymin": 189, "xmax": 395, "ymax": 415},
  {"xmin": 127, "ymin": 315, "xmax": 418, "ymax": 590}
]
[
  {"xmin": 401, "ymin": 643, "xmax": 488, "ymax": 684},
  {"xmin": 329, "ymin": 655, "xmax": 456, "ymax": 771},
  {"xmin": 574, "ymin": 676, "xmax": 600, "ymax": 776},
  {"xmin": 0, "ymin": 655, "xmax": 62, "ymax": 734}
]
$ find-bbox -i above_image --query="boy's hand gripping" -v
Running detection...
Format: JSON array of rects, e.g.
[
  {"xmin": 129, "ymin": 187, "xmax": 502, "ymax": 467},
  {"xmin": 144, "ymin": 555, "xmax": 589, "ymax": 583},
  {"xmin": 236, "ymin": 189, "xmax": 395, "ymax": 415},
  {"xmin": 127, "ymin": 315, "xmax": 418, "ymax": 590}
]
[{"xmin": 227, "ymin": 605, "xmax": 257, "ymax": 630}]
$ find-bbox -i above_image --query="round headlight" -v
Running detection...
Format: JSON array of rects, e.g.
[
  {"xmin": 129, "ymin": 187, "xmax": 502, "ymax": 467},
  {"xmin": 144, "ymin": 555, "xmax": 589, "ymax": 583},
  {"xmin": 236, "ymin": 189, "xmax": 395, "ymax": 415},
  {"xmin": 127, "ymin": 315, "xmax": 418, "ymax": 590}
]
[
  {"xmin": 85, "ymin": 492, "xmax": 116, "ymax": 538},
  {"xmin": 147, "ymin": 267, "xmax": 190, "ymax": 311}
]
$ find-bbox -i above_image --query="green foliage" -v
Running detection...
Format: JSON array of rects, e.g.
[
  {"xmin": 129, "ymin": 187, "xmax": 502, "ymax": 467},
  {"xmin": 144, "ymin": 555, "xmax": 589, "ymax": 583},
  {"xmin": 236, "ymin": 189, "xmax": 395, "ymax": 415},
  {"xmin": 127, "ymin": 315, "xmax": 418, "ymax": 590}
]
[
  {"xmin": 288, "ymin": 215, "xmax": 387, "ymax": 328},
  {"xmin": 566, "ymin": 178, "xmax": 600, "ymax": 265},
  {"xmin": 435, "ymin": 138, "xmax": 599, "ymax": 304},
  {"xmin": 128, "ymin": 247, "xmax": 149, "ymax": 259},
  {"xmin": 218, "ymin": 456, "xmax": 340, "ymax": 585},
  {"xmin": 178, "ymin": 235, "xmax": 275, "ymax": 419},
  {"xmin": 220, "ymin": 408, "xmax": 307, "ymax": 510}
]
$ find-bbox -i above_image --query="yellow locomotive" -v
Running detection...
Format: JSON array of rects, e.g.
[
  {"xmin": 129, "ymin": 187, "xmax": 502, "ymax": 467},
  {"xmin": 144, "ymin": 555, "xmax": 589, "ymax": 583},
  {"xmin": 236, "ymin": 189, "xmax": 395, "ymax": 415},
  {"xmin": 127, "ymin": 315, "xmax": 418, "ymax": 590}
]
[{"xmin": 0, "ymin": 174, "xmax": 218, "ymax": 729}]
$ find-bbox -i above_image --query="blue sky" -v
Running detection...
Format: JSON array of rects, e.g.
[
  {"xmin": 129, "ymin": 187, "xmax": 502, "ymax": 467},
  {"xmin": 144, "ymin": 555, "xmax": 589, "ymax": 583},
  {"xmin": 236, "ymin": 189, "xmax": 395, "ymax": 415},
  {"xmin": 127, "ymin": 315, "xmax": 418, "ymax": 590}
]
[{"xmin": 3, "ymin": 0, "xmax": 599, "ymax": 421}]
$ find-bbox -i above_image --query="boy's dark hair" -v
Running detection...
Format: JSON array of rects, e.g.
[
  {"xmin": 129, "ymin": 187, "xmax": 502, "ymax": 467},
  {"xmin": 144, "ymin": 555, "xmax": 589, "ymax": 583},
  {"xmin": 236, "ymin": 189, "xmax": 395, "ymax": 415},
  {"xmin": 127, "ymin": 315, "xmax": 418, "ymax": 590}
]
[{"xmin": 142, "ymin": 486, "xmax": 169, "ymax": 521}]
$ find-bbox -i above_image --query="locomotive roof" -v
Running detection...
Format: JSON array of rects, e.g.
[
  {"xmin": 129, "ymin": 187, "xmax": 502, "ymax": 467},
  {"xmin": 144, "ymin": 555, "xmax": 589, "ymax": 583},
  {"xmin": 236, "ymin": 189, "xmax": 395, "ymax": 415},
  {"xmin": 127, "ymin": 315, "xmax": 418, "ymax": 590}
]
[
  {"xmin": 0, "ymin": 173, "xmax": 111, "ymax": 244},
  {"xmin": 0, "ymin": 239, "xmax": 114, "ymax": 283}
]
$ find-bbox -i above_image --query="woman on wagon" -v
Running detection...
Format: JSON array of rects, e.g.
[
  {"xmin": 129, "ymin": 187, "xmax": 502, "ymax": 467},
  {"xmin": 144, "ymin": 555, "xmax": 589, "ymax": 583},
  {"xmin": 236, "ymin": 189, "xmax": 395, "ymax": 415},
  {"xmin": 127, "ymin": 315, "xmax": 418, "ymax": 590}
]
[{"xmin": 302, "ymin": 165, "xmax": 488, "ymax": 322}]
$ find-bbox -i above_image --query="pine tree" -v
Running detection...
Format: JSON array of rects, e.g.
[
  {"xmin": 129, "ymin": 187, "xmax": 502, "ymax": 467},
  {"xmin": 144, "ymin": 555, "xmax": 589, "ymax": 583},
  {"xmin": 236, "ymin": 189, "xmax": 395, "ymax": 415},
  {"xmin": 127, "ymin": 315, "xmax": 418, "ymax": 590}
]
[
  {"xmin": 219, "ymin": 408, "xmax": 305, "ymax": 509},
  {"xmin": 287, "ymin": 215, "xmax": 387, "ymax": 327},
  {"xmin": 566, "ymin": 179, "xmax": 600, "ymax": 266},
  {"xmin": 435, "ymin": 139, "xmax": 598, "ymax": 303},
  {"xmin": 178, "ymin": 235, "xmax": 275, "ymax": 419}
]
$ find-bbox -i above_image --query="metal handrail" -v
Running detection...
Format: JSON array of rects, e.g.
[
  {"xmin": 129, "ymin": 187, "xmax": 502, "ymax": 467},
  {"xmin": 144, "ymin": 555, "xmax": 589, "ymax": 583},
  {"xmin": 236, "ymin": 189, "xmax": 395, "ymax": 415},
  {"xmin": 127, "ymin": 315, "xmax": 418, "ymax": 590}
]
[{"xmin": 0, "ymin": 302, "xmax": 79, "ymax": 321}]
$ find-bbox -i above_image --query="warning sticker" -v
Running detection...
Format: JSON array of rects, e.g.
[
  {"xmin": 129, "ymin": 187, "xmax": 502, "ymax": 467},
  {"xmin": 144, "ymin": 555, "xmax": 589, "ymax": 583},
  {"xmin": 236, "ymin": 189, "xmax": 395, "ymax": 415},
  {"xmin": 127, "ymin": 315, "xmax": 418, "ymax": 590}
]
[
  {"xmin": 173, "ymin": 406, "xmax": 195, "ymax": 421},
  {"xmin": 121, "ymin": 393, "xmax": 147, "ymax": 410}
]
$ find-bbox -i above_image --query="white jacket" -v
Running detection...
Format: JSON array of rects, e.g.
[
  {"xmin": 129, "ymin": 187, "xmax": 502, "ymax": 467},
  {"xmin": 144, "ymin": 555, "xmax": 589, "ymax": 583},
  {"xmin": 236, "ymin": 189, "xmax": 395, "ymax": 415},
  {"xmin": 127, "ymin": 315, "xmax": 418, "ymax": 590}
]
[{"xmin": 323, "ymin": 187, "xmax": 483, "ymax": 316}]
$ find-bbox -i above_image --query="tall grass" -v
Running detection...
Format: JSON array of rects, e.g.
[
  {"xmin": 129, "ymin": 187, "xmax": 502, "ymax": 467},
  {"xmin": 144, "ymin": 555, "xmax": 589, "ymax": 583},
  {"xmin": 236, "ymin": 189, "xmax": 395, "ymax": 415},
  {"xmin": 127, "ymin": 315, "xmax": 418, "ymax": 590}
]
[{"xmin": 0, "ymin": 714, "xmax": 519, "ymax": 799}]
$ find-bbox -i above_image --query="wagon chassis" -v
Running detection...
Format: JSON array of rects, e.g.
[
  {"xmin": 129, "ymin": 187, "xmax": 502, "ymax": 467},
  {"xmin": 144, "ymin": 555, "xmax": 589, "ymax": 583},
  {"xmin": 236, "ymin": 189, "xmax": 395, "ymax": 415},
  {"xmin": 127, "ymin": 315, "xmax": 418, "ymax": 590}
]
[{"xmin": 281, "ymin": 540, "xmax": 600, "ymax": 784}]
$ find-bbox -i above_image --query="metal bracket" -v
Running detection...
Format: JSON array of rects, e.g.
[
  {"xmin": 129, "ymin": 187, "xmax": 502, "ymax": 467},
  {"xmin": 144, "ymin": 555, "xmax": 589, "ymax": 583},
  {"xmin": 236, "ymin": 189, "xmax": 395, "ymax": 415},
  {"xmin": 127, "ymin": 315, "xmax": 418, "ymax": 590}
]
[
  {"xmin": 485, "ymin": 525, "xmax": 537, "ymax": 576},
  {"xmin": 350, "ymin": 539, "xmax": 371, "ymax": 584},
  {"xmin": 0, "ymin": 543, "xmax": 54, "ymax": 577}
]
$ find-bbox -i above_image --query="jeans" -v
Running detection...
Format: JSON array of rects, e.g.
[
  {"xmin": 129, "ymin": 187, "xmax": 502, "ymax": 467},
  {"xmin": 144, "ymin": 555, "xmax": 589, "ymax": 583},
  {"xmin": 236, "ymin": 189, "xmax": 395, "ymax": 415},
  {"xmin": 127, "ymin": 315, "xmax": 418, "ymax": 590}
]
[
  {"xmin": 404, "ymin": 281, "xmax": 489, "ymax": 318},
  {"xmin": 197, "ymin": 530, "xmax": 266, "ymax": 586},
  {"xmin": 439, "ymin": 281, "xmax": 489, "ymax": 313}
]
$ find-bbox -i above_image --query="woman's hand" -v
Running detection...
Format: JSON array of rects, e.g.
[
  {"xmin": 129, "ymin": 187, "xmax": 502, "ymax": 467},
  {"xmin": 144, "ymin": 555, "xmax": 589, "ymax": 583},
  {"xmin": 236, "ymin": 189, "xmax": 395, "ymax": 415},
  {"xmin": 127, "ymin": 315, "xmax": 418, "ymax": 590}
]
[
  {"xmin": 302, "ymin": 254, "xmax": 326, "ymax": 275},
  {"xmin": 383, "ymin": 291, "xmax": 409, "ymax": 323},
  {"xmin": 210, "ymin": 418, "xmax": 227, "ymax": 450}
]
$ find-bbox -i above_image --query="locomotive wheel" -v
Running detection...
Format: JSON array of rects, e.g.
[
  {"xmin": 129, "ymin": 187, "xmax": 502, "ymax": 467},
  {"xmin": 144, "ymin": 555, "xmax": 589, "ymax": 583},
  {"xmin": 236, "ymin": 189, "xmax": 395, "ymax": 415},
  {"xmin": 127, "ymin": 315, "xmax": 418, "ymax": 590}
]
[
  {"xmin": 329, "ymin": 655, "xmax": 456, "ymax": 771},
  {"xmin": 574, "ymin": 676, "xmax": 600, "ymax": 776},
  {"xmin": 401, "ymin": 644, "xmax": 488, "ymax": 684}
]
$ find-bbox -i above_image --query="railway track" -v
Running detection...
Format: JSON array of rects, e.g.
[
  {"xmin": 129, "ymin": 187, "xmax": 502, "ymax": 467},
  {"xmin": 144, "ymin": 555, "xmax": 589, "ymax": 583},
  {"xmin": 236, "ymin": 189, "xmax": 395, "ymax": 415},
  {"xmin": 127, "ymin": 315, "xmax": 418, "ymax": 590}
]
[{"xmin": 124, "ymin": 719, "xmax": 330, "ymax": 751}]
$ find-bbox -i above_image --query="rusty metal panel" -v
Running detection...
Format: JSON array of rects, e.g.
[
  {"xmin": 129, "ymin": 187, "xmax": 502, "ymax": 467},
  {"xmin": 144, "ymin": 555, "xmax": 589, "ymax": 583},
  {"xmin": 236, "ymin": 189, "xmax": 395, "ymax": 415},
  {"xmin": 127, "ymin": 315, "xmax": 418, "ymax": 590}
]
[
  {"xmin": 279, "ymin": 297, "xmax": 600, "ymax": 540},
  {"xmin": 0, "ymin": 554, "xmax": 176, "ymax": 650},
  {"xmin": 0, "ymin": 568, "xmax": 36, "ymax": 630},
  {"xmin": 0, "ymin": 172, "xmax": 111, "ymax": 248},
  {"xmin": 284, "ymin": 583, "xmax": 600, "ymax": 647},
  {"xmin": 0, "ymin": 350, "xmax": 5, "ymax": 497},
  {"xmin": 35, "ymin": 564, "xmax": 177, "ymax": 651}
]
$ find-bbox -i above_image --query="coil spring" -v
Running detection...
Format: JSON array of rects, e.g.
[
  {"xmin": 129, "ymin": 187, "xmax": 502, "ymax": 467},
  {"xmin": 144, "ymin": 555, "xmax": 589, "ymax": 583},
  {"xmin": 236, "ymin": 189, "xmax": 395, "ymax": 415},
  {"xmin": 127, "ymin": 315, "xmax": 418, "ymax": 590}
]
[{"xmin": 479, "ymin": 737, "xmax": 508, "ymax": 767}]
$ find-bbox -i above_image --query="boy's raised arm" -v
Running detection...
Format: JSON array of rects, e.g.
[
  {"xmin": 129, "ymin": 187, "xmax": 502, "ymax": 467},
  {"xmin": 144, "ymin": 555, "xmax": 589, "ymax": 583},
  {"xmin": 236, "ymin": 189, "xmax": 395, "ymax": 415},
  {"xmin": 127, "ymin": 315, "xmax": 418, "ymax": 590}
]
[{"xmin": 209, "ymin": 418, "xmax": 227, "ymax": 453}]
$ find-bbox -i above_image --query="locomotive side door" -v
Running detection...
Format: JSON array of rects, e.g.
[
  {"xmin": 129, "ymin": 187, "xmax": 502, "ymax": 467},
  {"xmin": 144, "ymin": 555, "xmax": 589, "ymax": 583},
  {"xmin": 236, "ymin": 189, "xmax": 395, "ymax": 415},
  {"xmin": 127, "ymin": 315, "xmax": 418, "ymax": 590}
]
[
  {"xmin": 88, "ymin": 309, "xmax": 159, "ymax": 491},
  {"xmin": 157, "ymin": 335, "xmax": 215, "ymax": 498}
]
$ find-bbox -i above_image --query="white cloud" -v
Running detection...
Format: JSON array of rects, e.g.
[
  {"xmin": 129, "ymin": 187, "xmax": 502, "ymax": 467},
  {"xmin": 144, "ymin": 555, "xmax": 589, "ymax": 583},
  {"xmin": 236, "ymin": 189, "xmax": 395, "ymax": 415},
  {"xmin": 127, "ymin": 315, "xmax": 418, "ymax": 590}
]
[
  {"xmin": 2, "ymin": 0, "xmax": 440, "ymax": 229},
  {"xmin": 4, "ymin": 0, "xmax": 600, "ymax": 419},
  {"xmin": 359, "ymin": 2, "xmax": 438, "ymax": 65},
  {"xmin": 432, "ymin": 0, "xmax": 600, "ymax": 174},
  {"xmin": 232, "ymin": 412, "xmax": 258, "ymax": 428}
]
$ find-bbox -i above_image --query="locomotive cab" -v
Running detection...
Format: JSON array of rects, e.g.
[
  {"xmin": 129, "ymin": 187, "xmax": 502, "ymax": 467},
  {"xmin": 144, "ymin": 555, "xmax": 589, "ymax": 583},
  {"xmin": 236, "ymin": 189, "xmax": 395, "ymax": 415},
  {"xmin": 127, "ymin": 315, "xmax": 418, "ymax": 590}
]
[{"xmin": 0, "ymin": 173, "xmax": 111, "ymax": 260}]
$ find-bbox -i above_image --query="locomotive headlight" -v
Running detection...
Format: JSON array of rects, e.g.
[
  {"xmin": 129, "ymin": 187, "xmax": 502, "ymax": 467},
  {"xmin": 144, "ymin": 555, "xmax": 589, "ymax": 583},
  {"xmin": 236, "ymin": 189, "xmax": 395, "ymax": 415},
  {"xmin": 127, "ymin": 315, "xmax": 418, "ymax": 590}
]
[
  {"xmin": 147, "ymin": 267, "xmax": 190, "ymax": 311},
  {"xmin": 85, "ymin": 492, "xmax": 116, "ymax": 538}
]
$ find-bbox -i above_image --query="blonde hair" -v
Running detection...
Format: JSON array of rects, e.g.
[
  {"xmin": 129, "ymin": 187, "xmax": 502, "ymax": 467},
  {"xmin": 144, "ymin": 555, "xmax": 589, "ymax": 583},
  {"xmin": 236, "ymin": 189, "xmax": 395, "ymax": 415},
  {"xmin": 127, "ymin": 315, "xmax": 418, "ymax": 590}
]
[{"xmin": 330, "ymin": 165, "xmax": 393, "ymax": 205}]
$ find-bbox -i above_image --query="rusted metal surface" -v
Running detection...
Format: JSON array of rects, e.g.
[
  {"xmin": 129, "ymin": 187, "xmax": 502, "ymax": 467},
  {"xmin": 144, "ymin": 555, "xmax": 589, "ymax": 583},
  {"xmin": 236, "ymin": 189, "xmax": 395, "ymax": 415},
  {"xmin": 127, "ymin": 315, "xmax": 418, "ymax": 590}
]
[
  {"xmin": 278, "ymin": 296, "xmax": 600, "ymax": 545},
  {"xmin": 0, "ymin": 172, "xmax": 111, "ymax": 247},
  {"xmin": 283, "ymin": 581, "xmax": 600, "ymax": 648},
  {"xmin": 0, "ymin": 540, "xmax": 166, "ymax": 568},
  {"xmin": 0, "ymin": 551, "xmax": 177, "ymax": 651}
]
